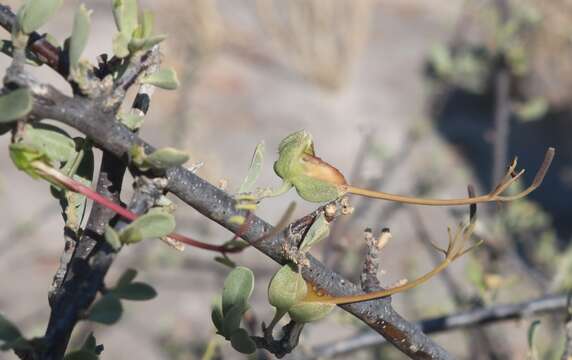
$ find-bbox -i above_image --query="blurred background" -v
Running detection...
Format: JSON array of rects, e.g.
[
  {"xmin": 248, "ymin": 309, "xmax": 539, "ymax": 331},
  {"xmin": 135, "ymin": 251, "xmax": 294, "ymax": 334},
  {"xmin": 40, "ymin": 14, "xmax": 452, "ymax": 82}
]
[{"xmin": 1, "ymin": 0, "xmax": 572, "ymax": 358}]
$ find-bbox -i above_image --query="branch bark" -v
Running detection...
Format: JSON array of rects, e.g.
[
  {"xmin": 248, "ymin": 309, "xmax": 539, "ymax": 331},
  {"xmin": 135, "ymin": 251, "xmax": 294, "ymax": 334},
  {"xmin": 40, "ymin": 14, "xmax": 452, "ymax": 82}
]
[{"xmin": 24, "ymin": 80, "xmax": 454, "ymax": 359}]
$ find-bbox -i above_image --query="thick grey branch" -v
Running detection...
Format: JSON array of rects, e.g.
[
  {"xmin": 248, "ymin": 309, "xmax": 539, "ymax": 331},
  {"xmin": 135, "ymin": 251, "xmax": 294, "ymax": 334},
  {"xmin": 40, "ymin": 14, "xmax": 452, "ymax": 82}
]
[{"xmin": 29, "ymin": 83, "xmax": 452, "ymax": 359}]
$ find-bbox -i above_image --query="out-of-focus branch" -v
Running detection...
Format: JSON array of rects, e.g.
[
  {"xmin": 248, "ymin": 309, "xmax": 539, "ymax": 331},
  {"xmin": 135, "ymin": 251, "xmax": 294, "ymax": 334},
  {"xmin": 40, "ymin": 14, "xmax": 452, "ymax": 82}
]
[{"xmin": 310, "ymin": 294, "xmax": 569, "ymax": 359}]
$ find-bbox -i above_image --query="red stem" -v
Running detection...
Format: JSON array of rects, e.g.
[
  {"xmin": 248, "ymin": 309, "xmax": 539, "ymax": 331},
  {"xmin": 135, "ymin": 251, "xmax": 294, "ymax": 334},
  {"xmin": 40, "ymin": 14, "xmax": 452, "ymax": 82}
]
[{"xmin": 36, "ymin": 162, "xmax": 241, "ymax": 253}]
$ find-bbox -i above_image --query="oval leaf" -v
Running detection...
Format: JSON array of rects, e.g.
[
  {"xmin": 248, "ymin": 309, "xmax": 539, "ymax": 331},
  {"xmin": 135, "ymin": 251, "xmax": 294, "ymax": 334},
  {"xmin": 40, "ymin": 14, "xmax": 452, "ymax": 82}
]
[
  {"xmin": 88, "ymin": 294, "xmax": 123, "ymax": 325},
  {"xmin": 222, "ymin": 267, "xmax": 254, "ymax": 315},
  {"xmin": 17, "ymin": 0, "xmax": 63, "ymax": 34},
  {"xmin": 299, "ymin": 213, "xmax": 330, "ymax": 252},
  {"xmin": 118, "ymin": 226, "xmax": 143, "ymax": 245},
  {"xmin": 64, "ymin": 350, "xmax": 98, "ymax": 360},
  {"xmin": 116, "ymin": 268, "xmax": 138, "ymax": 287},
  {"xmin": 120, "ymin": 210, "xmax": 176, "ymax": 243},
  {"xmin": 230, "ymin": 328, "xmax": 256, "ymax": 354},
  {"xmin": 268, "ymin": 264, "xmax": 307, "ymax": 312},
  {"xmin": 222, "ymin": 304, "xmax": 248, "ymax": 338},
  {"xmin": 69, "ymin": 4, "xmax": 92, "ymax": 69},
  {"xmin": 0, "ymin": 88, "xmax": 32, "ymax": 123},
  {"xmin": 112, "ymin": 282, "xmax": 157, "ymax": 301},
  {"xmin": 288, "ymin": 301, "xmax": 334, "ymax": 323},
  {"xmin": 0, "ymin": 314, "xmax": 22, "ymax": 344},
  {"xmin": 211, "ymin": 296, "xmax": 224, "ymax": 333},
  {"xmin": 141, "ymin": 68, "xmax": 179, "ymax": 90},
  {"xmin": 104, "ymin": 225, "xmax": 122, "ymax": 250},
  {"xmin": 112, "ymin": 0, "xmax": 138, "ymax": 37},
  {"xmin": 143, "ymin": 147, "xmax": 189, "ymax": 170},
  {"xmin": 20, "ymin": 124, "xmax": 76, "ymax": 163}
]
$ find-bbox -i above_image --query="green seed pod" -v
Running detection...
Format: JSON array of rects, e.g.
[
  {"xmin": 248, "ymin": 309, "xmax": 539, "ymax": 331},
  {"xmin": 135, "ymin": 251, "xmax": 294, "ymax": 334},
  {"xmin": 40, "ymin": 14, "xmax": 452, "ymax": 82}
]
[
  {"xmin": 288, "ymin": 301, "xmax": 335, "ymax": 323},
  {"xmin": 268, "ymin": 264, "xmax": 307, "ymax": 312},
  {"xmin": 274, "ymin": 130, "xmax": 347, "ymax": 203}
]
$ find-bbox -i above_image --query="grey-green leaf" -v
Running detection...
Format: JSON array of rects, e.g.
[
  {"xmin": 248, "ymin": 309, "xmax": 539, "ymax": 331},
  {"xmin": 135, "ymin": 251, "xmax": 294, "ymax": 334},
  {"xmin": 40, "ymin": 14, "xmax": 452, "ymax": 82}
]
[
  {"xmin": 118, "ymin": 226, "xmax": 143, "ymax": 245},
  {"xmin": 81, "ymin": 332, "xmax": 97, "ymax": 352},
  {"xmin": 119, "ymin": 210, "xmax": 176, "ymax": 242},
  {"xmin": 112, "ymin": 32, "xmax": 130, "ymax": 58},
  {"xmin": 64, "ymin": 350, "xmax": 98, "ymax": 360},
  {"xmin": 268, "ymin": 264, "xmax": 307, "ymax": 312},
  {"xmin": 104, "ymin": 225, "xmax": 122, "ymax": 250},
  {"xmin": 0, "ymin": 313, "xmax": 22, "ymax": 344},
  {"xmin": 88, "ymin": 294, "xmax": 123, "ymax": 325},
  {"xmin": 143, "ymin": 147, "xmax": 189, "ymax": 170},
  {"xmin": 299, "ymin": 213, "xmax": 330, "ymax": 253},
  {"xmin": 20, "ymin": 124, "xmax": 76, "ymax": 163},
  {"xmin": 0, "ymin": 88, "xmax": 32, "ymax": 123},
  {"xmin": 117, "ymin": 268, "xmax": 138, "ymax": 287},
  {"xmin": 141, "ymin": 68, "xmax": 179, "ymax": 90},
  {"xmin": 69, "ymin": 4, "xmax": 92, "ymax": 69},
  {"xmin": 238, "ymin": 142, "xmax": 264, "ymax": 194},
  {"xmin": 17, "ymin": 0, "xmax": 63, "ymax": 34},
  {"xmin": 112, "ymin": 282, "xmax": 157, "ymax": 301},
  {"xmin": 230, "ymin": 328, "xmax": 256, "ymax": 354},
  {"xmin": 222, "ymin": 304, "xmax": 248, "ymax": 337},
  {"xmin": 112, "ymin": 0, "xmax": 138, "ymax": 37},
  {"xmin": 211, "ymin": 296, "xmax": 224, "ymax": 333},
  {"xmin": 288, "ymin": 301, "xmax": 334, "ymax": 323},
  {"xmin": 119, "ymin": 113, "xmax": 144, "ymax": 130},
  {"xmin": 222, "ymin": 266, "xmax": 255, "ymax": 314}
]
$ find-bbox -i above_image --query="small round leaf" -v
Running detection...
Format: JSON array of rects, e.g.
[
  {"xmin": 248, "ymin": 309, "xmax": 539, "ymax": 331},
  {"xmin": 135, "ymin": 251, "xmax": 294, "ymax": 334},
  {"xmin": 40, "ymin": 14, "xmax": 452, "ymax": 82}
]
[
  {"xmin": 88, "ymin": 294, "xmax": 123, "ymax": 325},
  {"xmin": 222, "ymin": 266, "xmax": 254, "ymax": 314},
  {"xmin": 112, "ymin": 282, "xmax": 157, "ymax": 301},
  {"xmin": 17, "ymin": 0, "xmax": 63, "ymax": 34},
  {"xmin": 230, "ymin": 329, "xmax": 256, "ymax": 354},
  {"xmin": 0, "ymin": 88, "xmax": 32, "ymax": 123}
]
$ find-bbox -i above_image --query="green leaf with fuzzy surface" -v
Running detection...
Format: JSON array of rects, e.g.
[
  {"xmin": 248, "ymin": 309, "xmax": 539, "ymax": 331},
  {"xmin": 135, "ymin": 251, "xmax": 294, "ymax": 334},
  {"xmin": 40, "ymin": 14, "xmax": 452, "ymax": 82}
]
[
  {"xmin": 230, "ymin": 328, "xmax": 256, "ymax": 354},
  {"xmin": 105, "ymin": 225, "xmax": 122, "ymax": 250},
  {"xmin": 19, "ymin": 124, "xmax": 76, "ymax": 163},
  {"xmin": 141, "ymin": 68, "xmax": 179, "ymax": 90},
  {"xmin": 112, "ymin": 0, "xmax": 138, "ymax": 37},
  {"xmin": 112, "ymin": 282, "xmax": 157, "ymax": 301},
  {"xmin": 112, "ymin": 32, "xmax": 130, "ymax": 58},
  {"xmin": 69, "ymin": 4, "xmax": 92, "ymax": 69},
  {"xmin": 142, "ymin": 147, "xmax": 189, "ymax": 170},
  {"xmin": 0, "ymin": 313, "xmax": 22, "ymax": 346},
  {"xmin": 299, "ymin": 213, "xmax": 330, "ymax": 253},
  {"xmin": 117, "ymin": 268, "xmax": 138, "ymax": 287},
  {"xmin": 9, "ymin": 143, "xmax": 51, "ymax": 179},
  {"xmin": 222, "ymin": 267, "xmax": 254, "ymax": 315},
  {"xmin": 88, "ymin": 294, "xmax": 123, "ymax": 325},
  {"xmin": 0, "ymin": 88, "xmax": 32, "ymax": 123},
  {"xmin": 17, "ymin": 0, "xmax": 63, "ymax": 34},
  {"xmin": 119, "ymin": 210, "xmax": 176, "ymax": 243}
]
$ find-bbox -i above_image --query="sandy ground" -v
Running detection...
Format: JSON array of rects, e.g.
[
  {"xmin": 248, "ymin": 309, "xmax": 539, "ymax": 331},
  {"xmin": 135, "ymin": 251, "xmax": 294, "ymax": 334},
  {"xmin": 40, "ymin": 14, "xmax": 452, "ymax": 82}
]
[{"xmin": 0, "ymin": 1, "xmax": 543, "ymax": 359}]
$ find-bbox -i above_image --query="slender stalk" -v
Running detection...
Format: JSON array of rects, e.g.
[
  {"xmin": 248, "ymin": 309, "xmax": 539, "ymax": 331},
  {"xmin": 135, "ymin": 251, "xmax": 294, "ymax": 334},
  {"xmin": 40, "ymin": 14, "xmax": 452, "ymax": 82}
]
[
  {"xmin": 344, "ymin": 147, "xmax": 554, "ymax": 206},
  {"xmin": 305, "ymin": 259, "xmax": 451, "ymax": 305},
  {"xmin": 32, "ymin": 161, "xmax": 244, "ymax": 253}
]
